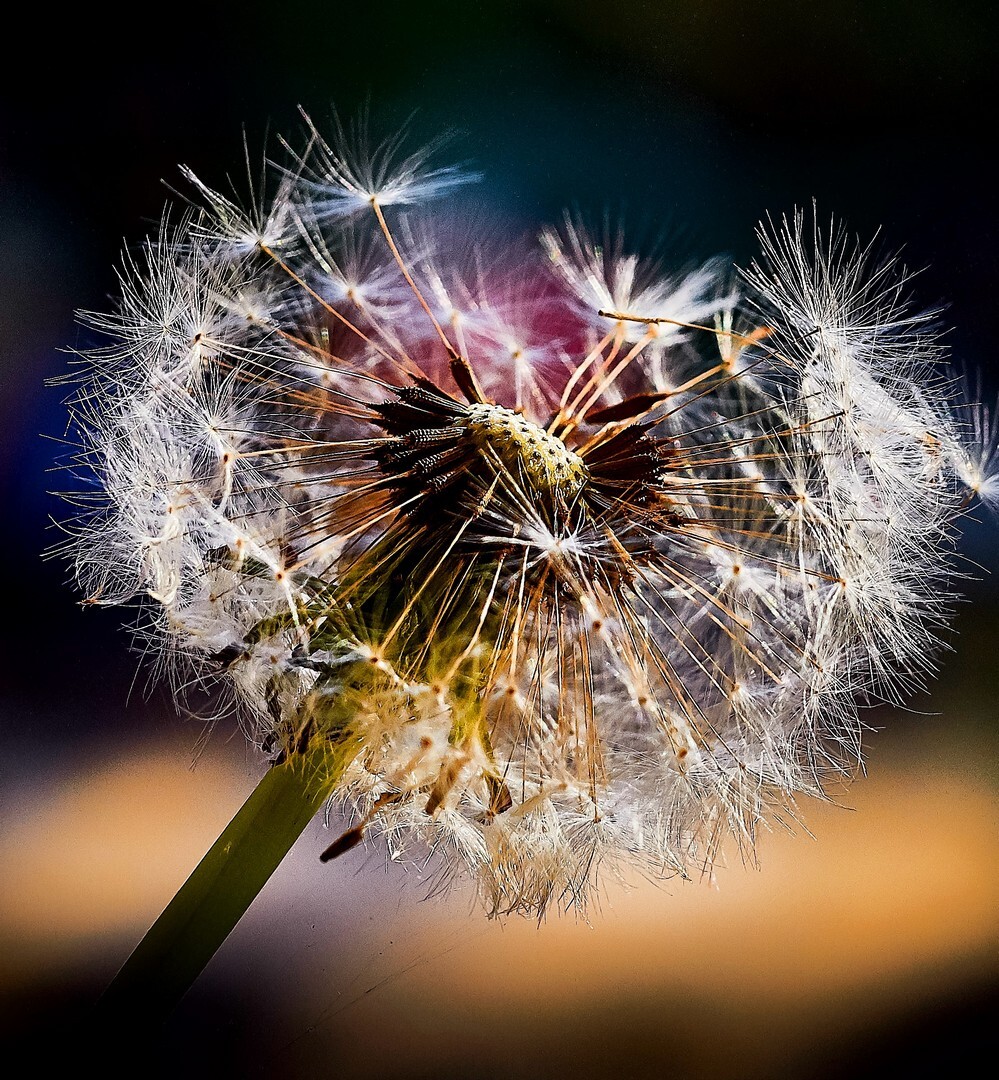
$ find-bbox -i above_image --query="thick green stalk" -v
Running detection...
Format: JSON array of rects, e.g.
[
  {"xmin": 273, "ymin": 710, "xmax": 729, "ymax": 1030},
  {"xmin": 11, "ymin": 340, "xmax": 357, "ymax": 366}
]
[{"xmin": 95, "ymin": 749, "xmax": 337, "ymax": 1025}]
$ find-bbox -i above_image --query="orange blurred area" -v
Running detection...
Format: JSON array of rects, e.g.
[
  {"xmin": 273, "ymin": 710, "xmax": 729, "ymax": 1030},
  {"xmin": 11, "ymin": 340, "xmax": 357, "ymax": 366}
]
[{"xmin": 1, "ymin": 693, "xmax": 995, "ymax": 1077}]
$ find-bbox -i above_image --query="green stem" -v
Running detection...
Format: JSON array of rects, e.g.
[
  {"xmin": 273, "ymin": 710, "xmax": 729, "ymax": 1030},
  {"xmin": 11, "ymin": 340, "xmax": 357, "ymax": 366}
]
[{"xmin": 95, "ymin": 749, "xmax": 337, "ymax": 1026}]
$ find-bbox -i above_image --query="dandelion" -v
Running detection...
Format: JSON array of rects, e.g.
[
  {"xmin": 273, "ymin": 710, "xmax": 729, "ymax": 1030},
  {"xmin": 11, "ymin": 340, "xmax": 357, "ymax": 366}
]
[{"xmin": 61, "ymin": 113, "xmax": 996, "ymax": 1017}]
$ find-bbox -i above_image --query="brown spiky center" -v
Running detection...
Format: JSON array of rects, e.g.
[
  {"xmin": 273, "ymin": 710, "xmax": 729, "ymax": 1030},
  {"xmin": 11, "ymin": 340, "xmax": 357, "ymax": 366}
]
[{"xmin": 371, "ymin": 381, "xmax": 593, "ymax": 515}]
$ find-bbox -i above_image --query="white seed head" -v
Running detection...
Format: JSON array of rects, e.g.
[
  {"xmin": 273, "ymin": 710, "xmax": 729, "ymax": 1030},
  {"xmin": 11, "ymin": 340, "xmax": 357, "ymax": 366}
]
[{"xmin": 60, "ymin": 117, "xmax": 996, "ymax": 917}]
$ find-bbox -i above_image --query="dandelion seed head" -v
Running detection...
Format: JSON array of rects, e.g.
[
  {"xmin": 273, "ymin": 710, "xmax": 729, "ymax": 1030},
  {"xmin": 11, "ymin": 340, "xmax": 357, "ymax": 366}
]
[{"xmin": 59, "ymin": 115, "xmax": 995, "ymax": 917}]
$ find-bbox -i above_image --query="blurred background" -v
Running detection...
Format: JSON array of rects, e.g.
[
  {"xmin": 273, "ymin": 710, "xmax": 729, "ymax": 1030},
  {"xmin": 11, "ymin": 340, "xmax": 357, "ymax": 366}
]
[{"xmin": 1, "ymin": 1, "xmax": 996, "ymax": 1075}]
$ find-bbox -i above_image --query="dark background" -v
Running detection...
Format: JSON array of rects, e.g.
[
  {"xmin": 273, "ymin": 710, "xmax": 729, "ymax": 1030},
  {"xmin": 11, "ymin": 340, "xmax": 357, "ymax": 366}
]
[{"xmin": 2, "ymin": 2, "xmax": 997, "ymax": 1076}]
